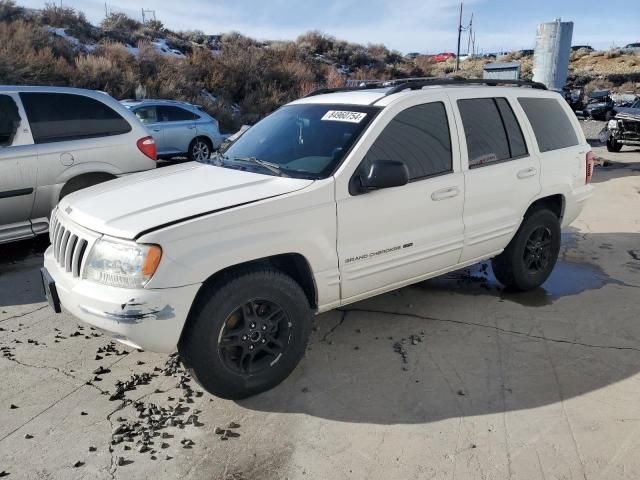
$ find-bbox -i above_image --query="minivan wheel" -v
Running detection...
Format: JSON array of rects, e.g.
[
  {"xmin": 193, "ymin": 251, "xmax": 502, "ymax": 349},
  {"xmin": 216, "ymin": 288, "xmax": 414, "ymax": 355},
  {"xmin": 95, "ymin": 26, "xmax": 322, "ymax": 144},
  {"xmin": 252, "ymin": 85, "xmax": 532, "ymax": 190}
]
[
  {"xmin": 188, "ymin": 138, "xmax": 211, "ymax": 161},
  {"xmin": 179, "ymin": 267, "xmax": 312, "ymax": 399},
  {"xmin": 606, "ymin": 137, "xmax": 623, "ymax": 152},
  {"xmin": 492, "ymin": 209, "xmax": 561, "ymax": 291}
]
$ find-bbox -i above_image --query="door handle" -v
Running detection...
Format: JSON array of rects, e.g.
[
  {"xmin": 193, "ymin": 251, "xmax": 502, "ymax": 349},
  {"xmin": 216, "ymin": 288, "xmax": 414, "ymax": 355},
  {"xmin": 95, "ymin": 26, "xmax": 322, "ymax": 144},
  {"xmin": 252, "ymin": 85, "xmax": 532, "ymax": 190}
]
[
  {"xmin": 431, "ymin": 186, "xmax": 460, "ymax": 201},
  {"xmin": 152, "ymin": 128, "xmax": 161, "ymax": 132},
  {"xmin": 517, "ymin": 167, "xmax": 537, "ymax": 179}
]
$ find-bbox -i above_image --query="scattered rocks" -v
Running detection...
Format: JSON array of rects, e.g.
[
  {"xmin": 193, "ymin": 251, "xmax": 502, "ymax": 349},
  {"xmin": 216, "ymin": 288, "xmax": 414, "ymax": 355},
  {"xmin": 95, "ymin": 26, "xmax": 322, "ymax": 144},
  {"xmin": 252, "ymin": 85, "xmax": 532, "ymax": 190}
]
[
  {"xmin": 9, "ymin": 404, "xmax": 18, "ymax": 410},
  {"xmin": 393, "ymin": 332, "xmax": 426, "ymax": 370},
  {"xmin": 457, "ymin": 390, "xmax": 466, "ymax": 396},
  {"xmin": 72, "ymin": 461, "xmax": 84, "ymax": 468},
  {"xmin": 88, "ymin": 446, "xmax": 97, "ymax": 452},
  {"xmin": 116, "ymin": 456, "xmax": 126, "ymax": 466},
  {"xmin": 0, "ymin": 471, "xmax": 9, "ymax": 477},
  {"xmin": 92, "ymin": 366, "xmax": 110, "ymax": 375},
  {"xmin": 23, "ymin": 434, "xmax": 33, "ymax": 439}
]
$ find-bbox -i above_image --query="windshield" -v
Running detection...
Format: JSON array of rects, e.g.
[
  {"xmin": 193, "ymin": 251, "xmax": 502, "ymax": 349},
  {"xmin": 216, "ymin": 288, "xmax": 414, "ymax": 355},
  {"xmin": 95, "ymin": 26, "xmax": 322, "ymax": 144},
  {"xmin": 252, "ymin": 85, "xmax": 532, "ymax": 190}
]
[{"xmin": 207, "ymin": 104, "xmax": 379, "ymax": 179}]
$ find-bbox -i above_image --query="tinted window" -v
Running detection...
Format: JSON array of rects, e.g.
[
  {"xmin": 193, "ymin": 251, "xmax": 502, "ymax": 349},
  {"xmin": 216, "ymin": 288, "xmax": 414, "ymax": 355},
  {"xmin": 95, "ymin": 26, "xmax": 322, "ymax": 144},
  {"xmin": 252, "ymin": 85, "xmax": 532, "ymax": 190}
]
[
  {"xmin": 0, "ymin": 95, "xmax": 20, "ymax": 147},
  {"xmin": 518, "ymin": 97, "xmax": 579, "ymax": 152},
  {"xmin": 134, "ymin": 106, "xmax": 157, "ymax": 124},
  {"xmin": 157, "ymin": 106, "xmax": 197, "ymax": 122},
  {"xmin": 362, "ymin": 102, "xmax": 452, "ymax": 180},
  {"xmin": 20, "ymin": 93, "xmax": 131, "ymax": 144},
  {"xmin": 458, "ymin": 98, "xmax": 510, "ymax": 167},
  {"xmin": 495, "ymin": 98, "xmax": 528, "ymax": 158}
]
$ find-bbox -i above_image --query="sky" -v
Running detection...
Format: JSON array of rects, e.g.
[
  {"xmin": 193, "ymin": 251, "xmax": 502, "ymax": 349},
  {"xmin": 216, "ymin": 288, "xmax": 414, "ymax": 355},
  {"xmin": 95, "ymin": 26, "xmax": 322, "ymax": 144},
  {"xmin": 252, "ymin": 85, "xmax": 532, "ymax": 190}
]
[{"xmin": 17, "ymin": 0, "xmax": 640, "ymax": 54}]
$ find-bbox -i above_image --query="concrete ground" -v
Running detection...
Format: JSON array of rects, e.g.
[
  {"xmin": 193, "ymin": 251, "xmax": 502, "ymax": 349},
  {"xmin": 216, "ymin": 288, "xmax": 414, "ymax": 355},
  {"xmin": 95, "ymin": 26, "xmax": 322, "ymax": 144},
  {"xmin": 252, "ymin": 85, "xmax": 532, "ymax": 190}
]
[{"xmin": 1, "ymin": 145, "xmax": 639, "ymax": 480}]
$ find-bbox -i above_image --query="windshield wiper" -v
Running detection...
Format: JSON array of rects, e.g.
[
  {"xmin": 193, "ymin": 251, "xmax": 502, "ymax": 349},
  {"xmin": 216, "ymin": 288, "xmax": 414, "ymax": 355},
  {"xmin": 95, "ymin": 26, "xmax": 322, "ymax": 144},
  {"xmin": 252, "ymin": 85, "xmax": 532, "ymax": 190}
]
[{"xmin": 232, "ymin": 156, "xmax": 288, "ymax": 177}]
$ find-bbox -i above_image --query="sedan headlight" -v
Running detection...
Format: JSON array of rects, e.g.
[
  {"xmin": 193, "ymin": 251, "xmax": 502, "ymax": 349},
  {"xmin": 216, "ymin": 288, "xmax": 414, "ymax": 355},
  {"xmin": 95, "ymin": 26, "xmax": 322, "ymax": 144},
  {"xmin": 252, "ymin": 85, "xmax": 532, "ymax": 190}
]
[{"xmin": 84, "ymin": 237, "xmax": 162, "ymax": 289}]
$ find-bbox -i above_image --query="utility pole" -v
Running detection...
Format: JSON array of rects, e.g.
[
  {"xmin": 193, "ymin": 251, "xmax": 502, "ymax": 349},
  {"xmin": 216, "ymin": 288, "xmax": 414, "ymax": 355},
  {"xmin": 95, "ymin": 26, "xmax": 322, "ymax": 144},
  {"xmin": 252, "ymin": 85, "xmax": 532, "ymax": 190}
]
[{"xmin": 455, "ymin": 2, "xmax": 463, "ymax": 71}]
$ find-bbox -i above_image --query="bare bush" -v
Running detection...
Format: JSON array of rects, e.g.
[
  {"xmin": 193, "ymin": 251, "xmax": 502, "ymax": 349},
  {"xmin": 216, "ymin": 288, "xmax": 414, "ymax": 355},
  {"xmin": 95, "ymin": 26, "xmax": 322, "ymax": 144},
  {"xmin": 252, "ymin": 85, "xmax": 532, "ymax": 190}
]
[{"xmin": 0, "ymin": 0, "xmax": 24, "ymax": 22}]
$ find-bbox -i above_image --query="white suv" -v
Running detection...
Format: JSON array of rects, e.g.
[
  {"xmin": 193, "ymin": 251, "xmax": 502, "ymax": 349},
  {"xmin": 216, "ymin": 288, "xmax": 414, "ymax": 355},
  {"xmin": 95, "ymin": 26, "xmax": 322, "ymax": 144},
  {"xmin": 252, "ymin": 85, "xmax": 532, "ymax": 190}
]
[
  {"xmin": 42, "ymin": 79, "xmax": 594, "ymax": 399},
  {"xmin": 0, "ymin": 86, "xmax": 157, "ymax": 244}
]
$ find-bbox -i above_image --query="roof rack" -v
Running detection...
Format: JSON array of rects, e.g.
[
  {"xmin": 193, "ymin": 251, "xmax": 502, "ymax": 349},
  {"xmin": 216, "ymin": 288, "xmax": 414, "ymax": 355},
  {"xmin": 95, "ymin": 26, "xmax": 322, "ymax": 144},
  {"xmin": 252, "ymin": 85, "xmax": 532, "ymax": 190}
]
[{"xmin": 304, "ymin": 77, "xmax": 547, "ymax": 98}]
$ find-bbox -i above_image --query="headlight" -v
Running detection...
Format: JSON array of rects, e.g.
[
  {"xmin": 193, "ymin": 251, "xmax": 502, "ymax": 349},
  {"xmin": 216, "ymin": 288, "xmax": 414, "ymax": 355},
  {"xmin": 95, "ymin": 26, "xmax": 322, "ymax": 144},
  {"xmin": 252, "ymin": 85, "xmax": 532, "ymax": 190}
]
[{"xmin": 83, "ymin": 237, "xmax": 162, "ymax": 289}]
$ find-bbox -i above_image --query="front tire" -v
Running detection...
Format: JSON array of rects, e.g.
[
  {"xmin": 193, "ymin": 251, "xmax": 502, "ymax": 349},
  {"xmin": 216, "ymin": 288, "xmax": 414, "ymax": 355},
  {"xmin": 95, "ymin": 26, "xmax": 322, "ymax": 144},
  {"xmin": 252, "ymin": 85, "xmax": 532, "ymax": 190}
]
[
  {"xmin": 492, "ymin": 209, "xmax": 561, "ymax": 291},
  {"xmin": 606, "ymin": 136, "xmax": 623, "ymax": 152},
  {"xmin": 179, "ymin": 267, "xmax": 312, "ymax": 399}
]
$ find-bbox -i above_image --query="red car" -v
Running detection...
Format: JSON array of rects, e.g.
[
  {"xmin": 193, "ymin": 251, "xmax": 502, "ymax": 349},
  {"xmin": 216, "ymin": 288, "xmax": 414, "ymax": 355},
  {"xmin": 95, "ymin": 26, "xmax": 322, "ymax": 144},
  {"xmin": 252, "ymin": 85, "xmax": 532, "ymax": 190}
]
[{"xmin": 432, "ymin": 52, "xmax": 456, "ymax": 62}]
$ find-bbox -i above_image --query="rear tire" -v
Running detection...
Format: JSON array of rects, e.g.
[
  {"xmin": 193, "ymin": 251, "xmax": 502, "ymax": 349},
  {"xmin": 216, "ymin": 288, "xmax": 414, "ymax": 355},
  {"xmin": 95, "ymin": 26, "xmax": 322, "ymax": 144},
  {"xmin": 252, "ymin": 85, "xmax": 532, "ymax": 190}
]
[
  {"xmin": 188, "ymin": 137, "xmax": 212, "ymax": 162},
  {"xmin": 606, "ymin": 137, "xmax": 623, "ymax": 152},
  {"xmin": 492, "ymin": 209, "xmax": 561, "ymax": 291},
  {"xmin": 179, "ymin": 267, "xmax": 312, "ymax": 399}
]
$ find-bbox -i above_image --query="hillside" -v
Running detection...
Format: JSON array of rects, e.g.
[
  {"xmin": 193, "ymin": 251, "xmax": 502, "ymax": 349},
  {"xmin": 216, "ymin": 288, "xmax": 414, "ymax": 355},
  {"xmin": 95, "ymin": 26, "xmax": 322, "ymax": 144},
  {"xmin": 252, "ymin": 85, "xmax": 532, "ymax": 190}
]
[{"xmin": 1, "ymin": 1, "xmax": 638, "ymax": 131}]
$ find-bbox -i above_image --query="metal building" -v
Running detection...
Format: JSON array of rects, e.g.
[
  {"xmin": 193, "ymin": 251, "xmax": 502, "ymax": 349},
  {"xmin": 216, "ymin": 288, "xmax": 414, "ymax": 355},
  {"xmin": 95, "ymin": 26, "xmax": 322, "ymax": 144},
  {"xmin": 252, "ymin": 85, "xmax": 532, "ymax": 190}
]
[
  {"xmin": 483, "ymin": 62, "xmax": 521, "ymax": 80},
  {"xmin": 532, "ymin": 18, "xmax": 573, "ymax": 91}
]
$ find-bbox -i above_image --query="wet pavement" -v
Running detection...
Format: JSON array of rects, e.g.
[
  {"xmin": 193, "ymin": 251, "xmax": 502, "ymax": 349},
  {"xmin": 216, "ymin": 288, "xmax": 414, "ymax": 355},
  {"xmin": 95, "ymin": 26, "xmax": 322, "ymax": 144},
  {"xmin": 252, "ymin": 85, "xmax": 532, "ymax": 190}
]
[{"xmin": 1, "ymin": 147, "xmax": 640, "ymax": 479}]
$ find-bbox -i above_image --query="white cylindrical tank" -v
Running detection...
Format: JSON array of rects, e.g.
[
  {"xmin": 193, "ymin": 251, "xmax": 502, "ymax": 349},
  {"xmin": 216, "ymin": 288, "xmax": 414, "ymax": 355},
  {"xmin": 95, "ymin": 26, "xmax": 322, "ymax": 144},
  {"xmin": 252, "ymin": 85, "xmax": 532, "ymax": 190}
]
[{"xmin": 532, "ymin": 18, "xmax": 573, "ymax": 91}]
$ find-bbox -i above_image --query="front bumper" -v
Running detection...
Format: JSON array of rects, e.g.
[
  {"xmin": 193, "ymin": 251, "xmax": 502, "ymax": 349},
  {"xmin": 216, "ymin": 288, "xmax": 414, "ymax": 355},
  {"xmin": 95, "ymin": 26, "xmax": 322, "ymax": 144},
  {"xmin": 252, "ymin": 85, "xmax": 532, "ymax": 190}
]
[{"xmin": 44, "ymin": 246, "xmax": 201, "ymax": 352}]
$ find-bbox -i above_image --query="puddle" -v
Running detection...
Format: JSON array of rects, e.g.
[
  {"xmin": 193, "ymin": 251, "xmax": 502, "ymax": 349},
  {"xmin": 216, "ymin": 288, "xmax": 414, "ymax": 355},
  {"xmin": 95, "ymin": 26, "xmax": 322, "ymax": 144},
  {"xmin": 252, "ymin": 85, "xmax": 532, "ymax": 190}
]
[
  {"xmin": 0, "ymin": 235, "xmax": 49, "ymax": 271},
  {"xmin": 419, "ymin": 258, "xmax": 620, "ymax": 307}
]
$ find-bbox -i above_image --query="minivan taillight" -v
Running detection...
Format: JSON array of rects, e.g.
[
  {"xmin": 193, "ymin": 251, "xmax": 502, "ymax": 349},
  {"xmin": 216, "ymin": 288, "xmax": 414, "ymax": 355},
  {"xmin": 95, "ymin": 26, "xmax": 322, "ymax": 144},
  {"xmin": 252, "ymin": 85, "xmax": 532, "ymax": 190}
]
[
  {"xmin": 137, "ymin": 136, "xmax": 157, "ymax": 161},
  {"xmin": 586, "ymin": 151, "xmax": 595, "ymax": 184}
]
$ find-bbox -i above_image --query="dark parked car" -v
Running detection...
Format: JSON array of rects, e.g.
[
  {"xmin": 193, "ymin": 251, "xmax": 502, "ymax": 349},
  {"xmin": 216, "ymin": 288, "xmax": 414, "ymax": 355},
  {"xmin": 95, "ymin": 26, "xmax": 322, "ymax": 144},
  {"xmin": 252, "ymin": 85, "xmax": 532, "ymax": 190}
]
[
  {"xmin": 571, "ymin": 45, "xmax": 594, "ymax": 52},
  {"xmin": 583, "ymin": 90, "xmax": 615, "ymax": 120}
]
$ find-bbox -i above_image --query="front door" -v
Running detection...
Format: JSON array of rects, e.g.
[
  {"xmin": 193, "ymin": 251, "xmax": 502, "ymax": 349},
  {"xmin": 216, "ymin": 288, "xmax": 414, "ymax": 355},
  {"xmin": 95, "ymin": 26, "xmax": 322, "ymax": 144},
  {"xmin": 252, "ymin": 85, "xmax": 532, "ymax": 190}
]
[
  {"xmin": 336, "ymin": 97, "xmax": 465, "ymax": 301},
  {"xmin": 0, "ymin": 93, "xmax": 37, "ymax": 242}
]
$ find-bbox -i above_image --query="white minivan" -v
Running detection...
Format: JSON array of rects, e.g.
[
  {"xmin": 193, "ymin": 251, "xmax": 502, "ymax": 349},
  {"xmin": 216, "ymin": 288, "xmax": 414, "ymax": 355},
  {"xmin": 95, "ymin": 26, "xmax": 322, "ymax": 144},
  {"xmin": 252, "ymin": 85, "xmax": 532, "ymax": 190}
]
[
  {"xmin": 0, "ymin": 86, "xmax": 157, "ymax": 244},
  {"xmin": 43, "ymin": 79, "xmax": 594, "ymax": 399}
]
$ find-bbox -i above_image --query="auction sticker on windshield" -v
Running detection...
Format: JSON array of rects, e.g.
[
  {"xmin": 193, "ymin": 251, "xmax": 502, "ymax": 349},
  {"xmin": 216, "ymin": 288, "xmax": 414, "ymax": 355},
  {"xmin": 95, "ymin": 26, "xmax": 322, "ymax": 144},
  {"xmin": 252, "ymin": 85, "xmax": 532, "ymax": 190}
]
[{"xmin": 321, "ymin": 110, "xmax": 367, "ymax": 123}]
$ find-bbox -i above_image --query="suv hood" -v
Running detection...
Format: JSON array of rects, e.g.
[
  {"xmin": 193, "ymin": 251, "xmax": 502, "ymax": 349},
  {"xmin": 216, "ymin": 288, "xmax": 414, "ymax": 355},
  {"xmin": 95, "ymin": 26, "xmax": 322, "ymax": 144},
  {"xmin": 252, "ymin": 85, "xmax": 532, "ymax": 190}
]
[{"xmin": 58, "ymin": 162, "xmax": 314, "ymax": 239}]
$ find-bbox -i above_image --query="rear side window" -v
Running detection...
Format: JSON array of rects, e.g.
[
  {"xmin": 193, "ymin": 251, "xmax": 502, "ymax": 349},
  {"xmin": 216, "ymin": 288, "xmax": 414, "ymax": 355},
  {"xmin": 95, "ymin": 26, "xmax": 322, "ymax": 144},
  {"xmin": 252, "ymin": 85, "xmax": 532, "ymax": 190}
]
[
  {"xmin": 363, "ymin": 102, "xmax": 452, "ymax": 181},
  {"xmin": 157, "ymin": 106, "xmax": 198, "ymax": 122},
  {"xmin": 518, "ymin": 97, "xmax": 579, "ymax": 152},
  {"xmin": 0, "ymin": 94, "xmax": 21, "ymax": 147},
  {"xmin": 458, "ymin": 97, "xmax": 528, "ymax": 168},
  {"xmin": 20, "ymin": 93, "xmax": 131, "ymax": 144}
]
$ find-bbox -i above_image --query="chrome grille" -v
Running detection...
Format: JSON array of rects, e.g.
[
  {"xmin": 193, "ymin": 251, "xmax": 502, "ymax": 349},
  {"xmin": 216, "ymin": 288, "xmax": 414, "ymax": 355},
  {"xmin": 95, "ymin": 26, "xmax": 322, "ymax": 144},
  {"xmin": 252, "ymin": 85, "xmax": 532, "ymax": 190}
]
[{"xmin": 49, "ymin": 209, "xmax": 89, "ymax": 278}]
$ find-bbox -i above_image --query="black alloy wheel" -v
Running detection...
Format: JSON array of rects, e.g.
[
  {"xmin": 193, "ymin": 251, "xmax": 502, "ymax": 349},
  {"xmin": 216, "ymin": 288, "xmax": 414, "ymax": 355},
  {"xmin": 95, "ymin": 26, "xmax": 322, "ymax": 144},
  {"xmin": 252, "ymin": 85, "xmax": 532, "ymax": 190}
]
[
  {"xmin": 523, "ymin": 226, "xmax": 553, "ymax": 274},
  {"xmin": 218, "ymin": 299, "xmax": 291, "ymax": 375}
]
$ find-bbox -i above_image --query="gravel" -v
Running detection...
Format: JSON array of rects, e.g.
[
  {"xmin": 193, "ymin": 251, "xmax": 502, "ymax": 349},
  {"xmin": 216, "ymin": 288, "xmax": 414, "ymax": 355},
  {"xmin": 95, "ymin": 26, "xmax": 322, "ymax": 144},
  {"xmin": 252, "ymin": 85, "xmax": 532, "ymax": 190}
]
[{"xmin": 579, "ymin": 119, "xmax": 606, "ymax": 144}]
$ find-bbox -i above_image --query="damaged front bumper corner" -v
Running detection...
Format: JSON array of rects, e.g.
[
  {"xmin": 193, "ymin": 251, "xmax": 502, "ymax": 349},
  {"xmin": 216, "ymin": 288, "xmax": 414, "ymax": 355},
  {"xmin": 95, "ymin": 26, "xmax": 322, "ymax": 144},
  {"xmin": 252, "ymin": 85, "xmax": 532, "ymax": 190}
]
[{"xmin": 44, "ymin": 246, "xmax": 201, "ymax": 352}]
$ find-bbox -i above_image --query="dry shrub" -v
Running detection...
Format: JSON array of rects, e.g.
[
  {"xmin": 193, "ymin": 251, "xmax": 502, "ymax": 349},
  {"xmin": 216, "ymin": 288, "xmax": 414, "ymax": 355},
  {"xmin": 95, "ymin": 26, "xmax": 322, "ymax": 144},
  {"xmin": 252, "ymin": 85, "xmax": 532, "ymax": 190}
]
[
  {"xmin": 583, "ymin": 79, "xmax": 614, "ymax": 97},
  {"xmin": 0, "ymin": 19, "xmax": 72, "ymax": 84},
  {"xmin": 38, "ymin": 3, "xmax": 95, "ymax": 41},
  {"xmin": 604, "ymin": 49, "xmax": 621, "ymax": 59}
]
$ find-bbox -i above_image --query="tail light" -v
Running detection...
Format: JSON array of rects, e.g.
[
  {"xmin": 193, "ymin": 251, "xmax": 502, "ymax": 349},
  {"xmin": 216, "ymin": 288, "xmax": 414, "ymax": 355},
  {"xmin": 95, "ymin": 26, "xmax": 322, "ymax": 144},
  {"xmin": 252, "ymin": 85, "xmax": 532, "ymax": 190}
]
[
  {"xmin": 137, "ymin": 136, "xmax": 157, "ymax": 161},
  {"xmin": 585, "ymin": 151, "xmax": 595, "ymax": 184}
]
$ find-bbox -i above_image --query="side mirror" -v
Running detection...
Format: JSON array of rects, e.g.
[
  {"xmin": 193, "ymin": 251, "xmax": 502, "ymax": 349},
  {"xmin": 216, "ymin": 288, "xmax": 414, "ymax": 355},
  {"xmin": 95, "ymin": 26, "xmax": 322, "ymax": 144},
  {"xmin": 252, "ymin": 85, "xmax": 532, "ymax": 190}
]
[{"xmin": 358, "ymin": 159, "xmax": 409, "ymax": 192}]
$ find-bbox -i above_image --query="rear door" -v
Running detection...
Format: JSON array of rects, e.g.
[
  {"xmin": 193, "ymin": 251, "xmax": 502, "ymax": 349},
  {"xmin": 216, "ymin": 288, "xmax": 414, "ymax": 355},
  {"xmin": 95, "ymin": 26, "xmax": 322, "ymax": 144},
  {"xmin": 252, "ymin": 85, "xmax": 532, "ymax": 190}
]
[
  {"xmin": 19, "ymin": 92, "xmax": 133, "ymax": 228},
  {"xmin": 0, "ymin": 93, "xmax": 38, "ymax": 242},
  {"xmin": 447, "ymin": 92, "xmax": 541, "ymax": 262},
  {"xmin": 337, "ymin": 96, "xmax": 465, "ymax": 301},
  {"xmin": 156, "ymin": 106, "xmax": 197, "ymax": 154}
]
